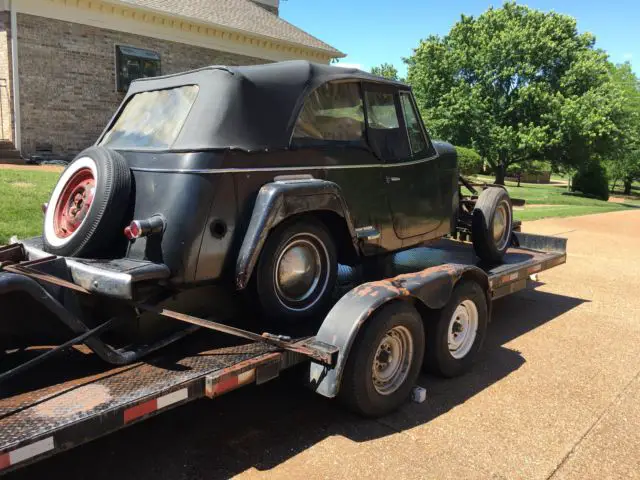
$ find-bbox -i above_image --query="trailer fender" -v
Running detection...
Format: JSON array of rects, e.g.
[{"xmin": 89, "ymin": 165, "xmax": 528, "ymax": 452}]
[
  {"xmin": 235, "ymin": 178, "xmax": 358, "ymax": 289},
  {"xmin": 309, "ymin": 263, "xmax": 489, "ymax": 398}
]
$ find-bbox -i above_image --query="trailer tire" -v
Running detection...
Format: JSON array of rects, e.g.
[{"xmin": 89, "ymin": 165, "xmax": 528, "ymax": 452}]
[
  {"xmin": 43, "ymin": 147, "xmax": 131, "ymax": 257},
  {"xmin": 339, "ymin": 301, "xmax": 424, "ymax": 417},
  {"xmin": 423, "ymin": 280, "xmax": 488, "ymax": 377},
  {"xmin": 472, "ymin": 187, "xmax": 513, "ymax": 262}
]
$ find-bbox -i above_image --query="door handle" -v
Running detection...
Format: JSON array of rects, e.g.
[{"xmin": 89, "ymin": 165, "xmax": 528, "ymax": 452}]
[{"xmin": 385, "ymin": 176, "xmax": 401, "ymax": 183}]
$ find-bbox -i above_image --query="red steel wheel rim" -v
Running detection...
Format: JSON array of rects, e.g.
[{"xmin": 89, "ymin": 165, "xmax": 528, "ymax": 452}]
[{"xmin": 53, "ymin": 167, "xmax": 96, "ymax": 239}]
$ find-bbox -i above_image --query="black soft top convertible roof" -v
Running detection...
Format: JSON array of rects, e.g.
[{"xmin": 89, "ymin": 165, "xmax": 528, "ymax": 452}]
[{"xmin": 102, "ymin": 60, "xmax": 409, "ymax": 152}]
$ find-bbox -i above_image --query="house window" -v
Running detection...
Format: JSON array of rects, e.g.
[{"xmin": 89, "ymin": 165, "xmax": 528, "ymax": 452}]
[{"xmin": 116, "ymin": 45, "xmax": 161, "ymax": 92}]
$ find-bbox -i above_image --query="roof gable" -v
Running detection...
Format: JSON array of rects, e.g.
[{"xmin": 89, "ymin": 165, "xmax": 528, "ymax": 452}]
[{"xmin": 111, "ymin": 0, "xmax": 343, "ymax": 56}]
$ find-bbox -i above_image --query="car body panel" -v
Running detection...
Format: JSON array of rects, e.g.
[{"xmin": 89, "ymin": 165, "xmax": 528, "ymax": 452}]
[
  {"xmin": 96, "ymin": 61, "xmax": 458, "ymax": 286},
  {"xmin": 235, "ymin": 178, "xmax": 358, "ymax": 290}
]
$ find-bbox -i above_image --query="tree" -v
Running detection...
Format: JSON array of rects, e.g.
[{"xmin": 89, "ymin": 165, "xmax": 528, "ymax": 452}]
[
  {"xmin": 371, "ymin": 63, "xmax": 400, "ymax": 81},
  {"xmin": 405, "ymin": 2, "xmax": 622, "ymax": 184},
  {"xmin": 605, "ymin": 63, "xmax": 640, "ymax": 195}
]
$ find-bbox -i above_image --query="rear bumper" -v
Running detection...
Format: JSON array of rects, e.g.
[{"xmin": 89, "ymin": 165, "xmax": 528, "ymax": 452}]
[
  {"xmin": 1, "ymin": 242, "xmax": 195, "ymax": 367},
  {"xmin": 12, "ymin": 237, "xmax": 170, "ymax": 300}
]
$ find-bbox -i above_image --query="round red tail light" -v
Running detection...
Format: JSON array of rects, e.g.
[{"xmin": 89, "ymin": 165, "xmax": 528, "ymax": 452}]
[{"xmin": 124, "ymin": 216, "xmax": 165, "ymax": 241}]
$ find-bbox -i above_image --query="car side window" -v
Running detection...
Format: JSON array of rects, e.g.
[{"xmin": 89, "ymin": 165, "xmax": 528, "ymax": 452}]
[
  {"xmin": 364, "ymin": 90, "xmax": 410, "ymax": 162},
  {"xmin": 292, "ymin": 82, "xmax": 365, "ymax": 145},
  {"xmin": 365, "ymin": 92, "xmax": 399, "ymax": 129},
  {"xmin": 399, "ymin": 92, "xmax": 431, "ymax": 157}
]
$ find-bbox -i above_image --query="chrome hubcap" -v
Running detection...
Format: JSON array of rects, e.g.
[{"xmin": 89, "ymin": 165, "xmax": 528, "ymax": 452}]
[
  {"xmin": 274, "ymin": 233, "xmax": 329, "ymax": 312},
  {"xmin": 448, "ymin": 300, "xmax": 479, "ymax": 359},
  {"xmin": 372, "ymin": 326, "xmax": 414, "ymax": 395},
  {"xmin": 276, "ymin": 241, "xmax": 320, "ymax": 302}
]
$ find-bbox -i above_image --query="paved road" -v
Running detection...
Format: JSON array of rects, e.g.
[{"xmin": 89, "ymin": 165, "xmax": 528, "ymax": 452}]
[{"xmin": 8, "ymin": 210, "xmax": 640, "ymax": 480}]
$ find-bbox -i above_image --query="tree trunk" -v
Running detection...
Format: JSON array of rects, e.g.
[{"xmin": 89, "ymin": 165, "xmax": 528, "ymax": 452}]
[
  {"xmin": 494, "ymin": 151, "xmax": 508, "ymax": 185},
  {"xmin": 494, "ymin": 162, "xmax": 506, "ymax": 185},
  {"xmin": 610, "ymin": 178, "xmax": 617, "ymax": 193},
  {"xmin": 623, "ymin": 177, "xmax": 633, "ymax": 195}
]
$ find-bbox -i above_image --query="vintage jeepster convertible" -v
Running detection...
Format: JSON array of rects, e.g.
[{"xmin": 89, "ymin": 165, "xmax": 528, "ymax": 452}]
[{"xmin": 3, "ymin": 61, "xmax": 513, "ymax": 354}]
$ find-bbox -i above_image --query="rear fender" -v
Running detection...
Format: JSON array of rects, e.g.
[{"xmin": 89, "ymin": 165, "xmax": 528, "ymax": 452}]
[
  {"xmin": 235, "ymin": 178, "xmax": 358, "ymax": 289},
  {"xmin": 309, "ymin": 263, "xmax": 489, "ymax": 398}
]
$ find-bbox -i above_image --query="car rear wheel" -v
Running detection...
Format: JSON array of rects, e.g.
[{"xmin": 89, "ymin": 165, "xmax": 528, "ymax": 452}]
[
  {"xmin": 471, "ymin": 187, "xmax": 513, "ymax": 262},
  {"xmin": 255, "ymin": 218, "xmax": 337, "ymax": 324},
  {"xmin": 43, "ymin": 147, "xmax": 131, "ymax": 257}
]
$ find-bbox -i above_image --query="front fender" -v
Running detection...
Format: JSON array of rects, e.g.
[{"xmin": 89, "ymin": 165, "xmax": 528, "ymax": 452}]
[
  {"xmin": 309, "ymin": 263, "xmax": 488, "ymax": 398},
  {"xmin": 235, "ymin": 178, "xmax": 358, "ymax": 289}
]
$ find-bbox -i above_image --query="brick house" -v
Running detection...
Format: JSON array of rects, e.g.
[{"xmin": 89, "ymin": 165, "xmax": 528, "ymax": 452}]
[{"xmin": 0, "ymin": 0, "xmax": 343, "ymax": 160}]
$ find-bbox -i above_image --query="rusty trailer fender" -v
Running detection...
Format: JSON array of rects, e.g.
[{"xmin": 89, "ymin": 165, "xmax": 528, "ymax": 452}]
[{"xmin": 309, "ymin": 263, "xmax": 490, "ymax": 398}]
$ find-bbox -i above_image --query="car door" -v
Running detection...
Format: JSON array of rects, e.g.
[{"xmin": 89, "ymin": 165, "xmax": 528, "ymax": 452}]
[
  {"xmin": 364, "ymin": 85, "xmax": 442, "ymax": 241},
  {"xmin": 397, "ymin": 91, "xmax": 445, "ymax": 239},
  {"xmin": 289, "ymin": 80, "xmax": 391, "ymax": 254}
]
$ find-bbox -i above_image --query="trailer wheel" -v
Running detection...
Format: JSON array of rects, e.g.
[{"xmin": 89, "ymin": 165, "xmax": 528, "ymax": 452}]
[
  {"xmin": 423, "ymin": 280, "xmax": 488, "ymax": 377},
  {"xmin": 472, "ymin": 187, "xmax": 513, "ymax": 262},
  {"xmin": 255, "ymin": 218, "xmax": 337, "ymax": 324},
  {"xmin": 339, "ymin": 301, "xmax": 425, "ymax": 417},
  {"xmin": 43, "ymin": 147, "xmax": 131, "ymax": 257}
]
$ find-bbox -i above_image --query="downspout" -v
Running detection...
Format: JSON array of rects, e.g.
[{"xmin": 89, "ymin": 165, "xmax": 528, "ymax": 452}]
[{"xmin": 9, "ymin": 0, "xmax": 20, "ymax": 152}]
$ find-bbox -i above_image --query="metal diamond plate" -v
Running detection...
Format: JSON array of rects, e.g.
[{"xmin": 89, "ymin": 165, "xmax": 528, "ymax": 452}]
[{"xmin": 0, "ymin": 335, "xmax": 275, "ymax": 452}]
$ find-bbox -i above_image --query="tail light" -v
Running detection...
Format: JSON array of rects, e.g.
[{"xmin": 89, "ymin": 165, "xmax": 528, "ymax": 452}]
[{"xmin": 124, "ymin": 215, "xmax": 165, "ymax": 240}]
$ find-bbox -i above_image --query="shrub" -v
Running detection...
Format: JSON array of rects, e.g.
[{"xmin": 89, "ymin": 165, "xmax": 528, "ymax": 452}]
[
  {"xmin": 506, "ymin": 160, "xmax": 552, "ymax": 176},
  {"xmin": 572, "ymin": 161, "xmax": 610, "ymax": 201},
  {"xmin": 455, "ymin": 146, "xmax": 483, "ymax": 175}
]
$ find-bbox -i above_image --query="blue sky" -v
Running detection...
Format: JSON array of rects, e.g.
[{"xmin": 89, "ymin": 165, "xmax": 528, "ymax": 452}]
[{"xmin": 280, "ymin": 0, "xmax": 639, "ymax": 77}]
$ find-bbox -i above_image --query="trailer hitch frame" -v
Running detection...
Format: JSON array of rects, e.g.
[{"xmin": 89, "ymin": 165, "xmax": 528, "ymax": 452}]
[{"xmin": 0, "ymin": 244, "xmax": 338, "ymax": 383}]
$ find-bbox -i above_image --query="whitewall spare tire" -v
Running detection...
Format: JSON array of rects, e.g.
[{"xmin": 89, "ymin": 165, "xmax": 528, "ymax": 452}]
[{"xmin": 43, "ymin": 147, "xmax": 131, "ymax": 257}]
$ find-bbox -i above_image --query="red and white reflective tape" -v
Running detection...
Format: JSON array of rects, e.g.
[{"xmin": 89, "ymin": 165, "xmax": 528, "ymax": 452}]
[
  {"xmin": 0, "ymin": 437, "xmax": 55, "ymax": 471},
  {"xmin": 124, "ymin": 387, "xmax": 189, "ymax": 424},
  {"xmin": 206, "ymin": 369, "xmax": 256, "ymax": 398},
  {"xmin": 500, "ymin": 272, "xmax": 519, "ymax": 285},
  {"xmin": 528, "ymin": 264, "xmax": 542, "ymax": 274}
]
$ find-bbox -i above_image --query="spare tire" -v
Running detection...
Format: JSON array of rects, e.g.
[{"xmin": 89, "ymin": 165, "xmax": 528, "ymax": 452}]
[
  {"xmin": 471, "ymin": 187, "xmax": 513, "ymax": 263},
  {"xmin": 43, "ymin": 147, "xmax": 131, "ymax": 257}
]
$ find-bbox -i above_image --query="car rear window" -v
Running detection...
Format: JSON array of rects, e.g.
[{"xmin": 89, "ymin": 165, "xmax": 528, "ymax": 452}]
[{"xmin": 100, "ymin": 85, "xmax": 199, "ymax": 149}]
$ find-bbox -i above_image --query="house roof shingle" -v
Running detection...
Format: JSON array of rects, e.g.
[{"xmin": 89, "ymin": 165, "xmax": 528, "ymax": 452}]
[{"xmin": 111, "ymin": 0, "xmax": 344, "ymax": 56}]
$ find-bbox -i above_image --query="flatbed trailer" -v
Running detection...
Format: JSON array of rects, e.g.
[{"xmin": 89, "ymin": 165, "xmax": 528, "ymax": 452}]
[{"xmin": 0, "ymin": 232, "xmax": 566, "ymax": 475}]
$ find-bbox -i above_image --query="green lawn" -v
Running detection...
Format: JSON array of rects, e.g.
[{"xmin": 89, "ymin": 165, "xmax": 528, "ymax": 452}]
[
  {"xmin": 470, "ymin": 174, "xmax": 639, "ymax": 221},
  {"xmin": 0, "ymin": 167, "xmax": 638, "ymax": 245},
  {"xmin": 0, "ymin": 169, "xmax": 59, "ymax": 244}
]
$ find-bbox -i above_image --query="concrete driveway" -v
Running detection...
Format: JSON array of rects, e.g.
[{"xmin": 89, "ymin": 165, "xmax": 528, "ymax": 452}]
[{"xmin": 7, "ymin": 210, "xmax": 640, "ymax": 480}]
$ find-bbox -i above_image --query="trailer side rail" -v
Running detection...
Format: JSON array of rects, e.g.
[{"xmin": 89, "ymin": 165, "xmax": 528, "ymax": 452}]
[
  {"xmin": 487, "ymin": 232, "xmax": 567, "ymax": 299},
  {"xmin": 0, "ymin": 343, "xmax": 305, "ymax": 474}
]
